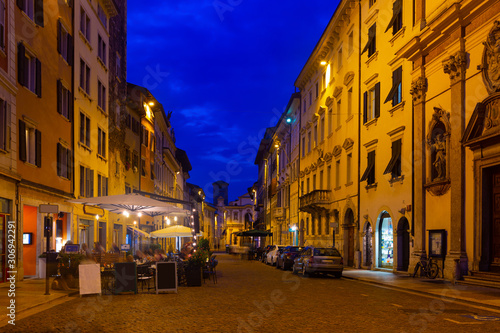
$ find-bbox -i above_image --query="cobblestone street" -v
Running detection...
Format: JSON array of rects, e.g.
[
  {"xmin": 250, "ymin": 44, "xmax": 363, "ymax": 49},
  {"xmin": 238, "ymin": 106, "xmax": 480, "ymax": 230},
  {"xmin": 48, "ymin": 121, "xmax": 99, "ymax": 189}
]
[{"xmin": 4, "ymin": 254, "xmax": 500, "ymax": 333}]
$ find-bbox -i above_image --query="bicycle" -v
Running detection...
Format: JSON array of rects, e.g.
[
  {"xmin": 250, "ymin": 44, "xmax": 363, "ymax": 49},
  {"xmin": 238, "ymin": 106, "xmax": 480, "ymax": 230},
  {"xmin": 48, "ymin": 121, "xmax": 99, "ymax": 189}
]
[{"xmin": 412, "ymin": 257, "xmax": 439, "ymax": 279}]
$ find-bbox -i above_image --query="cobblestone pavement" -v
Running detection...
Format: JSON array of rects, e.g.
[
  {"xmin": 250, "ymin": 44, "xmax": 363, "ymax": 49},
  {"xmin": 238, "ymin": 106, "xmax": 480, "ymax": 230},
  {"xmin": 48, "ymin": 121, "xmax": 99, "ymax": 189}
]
[{"xmin": 4, "ymin": 254, "xmax": 500, "ymax": 333}]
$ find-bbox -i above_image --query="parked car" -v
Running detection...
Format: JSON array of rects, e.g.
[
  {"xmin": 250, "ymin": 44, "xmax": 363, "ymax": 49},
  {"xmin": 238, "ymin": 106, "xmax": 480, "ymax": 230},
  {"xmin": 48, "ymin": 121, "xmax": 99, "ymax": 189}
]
[
  {"xmin": 266, "ymin": 245, "xmax": 285, "ymax": 265},
  {"xmin": 276, "ymin": 246, "xmax": 303, "ymax": 270},
  {"xmin": 260, "ymin": 245, "xmax": 273, "ymax": 262},
  {"xmin": 292, "ymin": 247, "xmax": 343, "ymax": 278}
]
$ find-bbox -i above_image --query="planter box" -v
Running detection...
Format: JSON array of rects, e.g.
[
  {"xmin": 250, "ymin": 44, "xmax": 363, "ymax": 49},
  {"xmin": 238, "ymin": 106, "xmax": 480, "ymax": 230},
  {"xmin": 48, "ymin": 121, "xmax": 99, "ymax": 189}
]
[{"xmin": 185, "ymin": 266, "xmax": 202, "ymax": 286}]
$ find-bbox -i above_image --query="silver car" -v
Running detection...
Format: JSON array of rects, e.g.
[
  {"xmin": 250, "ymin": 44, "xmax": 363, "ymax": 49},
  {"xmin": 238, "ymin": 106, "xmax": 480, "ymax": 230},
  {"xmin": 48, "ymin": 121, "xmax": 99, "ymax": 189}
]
[{"xmin": 292, "ymin": 247, "xmax": 343, "ymax": 278}]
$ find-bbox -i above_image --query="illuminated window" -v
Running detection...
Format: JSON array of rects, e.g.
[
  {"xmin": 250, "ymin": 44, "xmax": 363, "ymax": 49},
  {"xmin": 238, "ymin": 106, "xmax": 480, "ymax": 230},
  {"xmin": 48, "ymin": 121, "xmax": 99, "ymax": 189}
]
[{"xmin": 19, "ymin": 120, "xmax": 40, "ymax": 167}]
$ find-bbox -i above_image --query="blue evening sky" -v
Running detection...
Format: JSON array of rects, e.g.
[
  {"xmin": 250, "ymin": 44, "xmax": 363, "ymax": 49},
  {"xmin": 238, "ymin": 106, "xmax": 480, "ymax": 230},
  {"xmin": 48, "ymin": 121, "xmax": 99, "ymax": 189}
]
[{"xmin": 127, "ymin": 0, "xmax": 340, "ymax": 203}]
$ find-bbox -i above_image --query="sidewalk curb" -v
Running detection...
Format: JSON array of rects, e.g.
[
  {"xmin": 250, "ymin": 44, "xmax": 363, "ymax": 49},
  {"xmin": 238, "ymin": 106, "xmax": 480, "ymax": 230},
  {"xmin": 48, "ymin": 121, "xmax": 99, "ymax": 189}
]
[{"xmin": 342, "ymin": 274, "xmax": 500, "ymax": 312}]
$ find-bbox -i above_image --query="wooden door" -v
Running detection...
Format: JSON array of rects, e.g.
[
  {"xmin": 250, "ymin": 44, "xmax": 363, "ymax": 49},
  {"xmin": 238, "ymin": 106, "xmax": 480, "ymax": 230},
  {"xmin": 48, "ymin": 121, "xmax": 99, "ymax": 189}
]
[
  {"xmin": 491, "ymin": 171, "xmax": 500, "ymax": 272},
  {"xmin": 348, "ymin": 227, "xmax": 354, "ymax": 266}
]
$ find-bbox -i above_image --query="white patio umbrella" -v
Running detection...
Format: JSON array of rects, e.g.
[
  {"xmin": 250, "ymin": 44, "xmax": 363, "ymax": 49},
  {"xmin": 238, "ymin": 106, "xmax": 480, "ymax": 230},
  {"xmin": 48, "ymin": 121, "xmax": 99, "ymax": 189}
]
[
  {"xmin": 150, "ymin": 225, "xmax": 195, "ymax": 238},
  {"xmin": 68, "ymin": 193, "xmax": 190, "ymax": 217}
]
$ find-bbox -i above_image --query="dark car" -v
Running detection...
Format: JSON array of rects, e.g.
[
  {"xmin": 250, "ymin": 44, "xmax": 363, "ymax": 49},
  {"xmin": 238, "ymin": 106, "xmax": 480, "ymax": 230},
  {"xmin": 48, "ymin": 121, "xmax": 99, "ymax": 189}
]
[
  {"xmin": 292, "ymin": 246, "xmax": 343, "ymax": 278},
  {"xmin": 276, "ymin": 246, "xmax": 303, "ymax": 270}
]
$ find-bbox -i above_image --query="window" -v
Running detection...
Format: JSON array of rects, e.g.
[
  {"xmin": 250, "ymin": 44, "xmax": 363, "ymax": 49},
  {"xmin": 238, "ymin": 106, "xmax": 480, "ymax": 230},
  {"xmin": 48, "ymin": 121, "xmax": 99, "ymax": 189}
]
[
  {"xmin": 307, "ymin": 131, "xmax": 311, "ymax": 153},
  {"xmin": 125, "ymin": 184, "xmax": 131, "ymax": 194},
  {"xmin": 302, "ymin": 99, "xmax": 306, "ymax": 113},
  {"xmin": 385, "ymin": 66, "xmax": 402, "ymax": 106},
  {"xmin": 319, "ymin": 170, "xmax": 324, "ymax": 189},
  {"xmin": 313, "ymin": 124, "xmax": 318, "ymax": 148},
  {"xmin": 320, "ymin": 116, "xmax": 325, "ymax": 142},
  {"xmin": 150, "ymin": 162, "xmax": 155, "ymax": 180},
  {"xmin": 57, "ymin": 80, "xmax": 72, "ymax": 120},
  {"xmin": 384, "ymin": 139, "xmax": 402, "ymax": 178},
  {"xmin": 313, "ymin": 174, "xmax": 316, "ymax": 191},
  {"xmin": 306, "ymin": 217, "xmax": 309, "ymax": 235},
  {"xmin": 79, "ymin": 112, "xmax": 90, "ymax": 147},
  {"xmin": 57, "ymin": 21, "xmax": 73, "ymax": 64},
  {"xmin": 150, "ymin": 132, "xmax": 155, "ymax": 152},
  {"xmin": 347, "ymin": 153, "xmax": 352, "ymax": 183},
  {"xmin": 327, "ymin": 165, "xmax": 331, "ymax": 190},
  {"xmin": 80, "ymin": 7, "xmax": 90, "ymax": 41},
  {"xmin": 362, "ymin": 23, "xmax": 377, "ymax": 57},
  {"xmin": 80, "ymin": 166, "xmax": 94, "ymax": 197},
  {"xmin": 315, "ymin": 82, "xmax": 319, "ymax": 99},
  {"xmin": 301, "ymin": 136, "xmax": 305, "ymax": 157},
  {"xmin": 369, "ymin": 0, "xmax": 377, "ymax": 7},
  {"xmin": 337, "ymin": 100, "xmax": 342, "ymax": 128},
  {"xmin": 328, "ymin": 108, "xmax": 333, "ymax": 135},
  {"xmin": 309, "ymin": 91, "xmax": 312, "ymax": 106},
  {"xmin": 312, "ymin": 216, "xmax": 315, "ymax": 235},
  {"xmin": 132, "ymin": 151, "xmax": 139, "ymax": 171},
  {"xmin": 363, "ymin": 83, "xmax": 380, "ymax": 123},
  {"xmin": 0, "ymin": 100, "xmax": 6, "ymax": 151},
  {"xmin": 57, "ymin": 144, "xmax": 71, "ymax": 179},
  {"xmin": 19, "ymin": 120, "xmax": 41, "ymax": 167},
  {"xmin": 97, "ymin": 3, "xmax": 107, "ymax": 29},
  {"xmin": 18, "ymin": 0, "xmax": 44, "ymax": 26},
  {"xmin": 335, "ymin": 160, "xmax": 340, "ymax": 188},
  {"xmin": 131, "ymin": 117, "xmax": 140, "ymax": 134},
  {"xmin": 306, "ymin": 178, "xmax": 310, "ymax": 193},
  {"xmin": 348, "ymin": 31, "xmax": 353, "ymax": 55},
  {"xmin": 97, "ymin": 127, "xmax": 106, "ymax": 158},
  {"xmin": 97, "ymin": 80, "xmax": 106, "ymax": 112},
  {"xmin": 0, "ymin": 0, "xmax": 6, "ymax": 49},
  {"xmin": 115, "ymin": 104, "xmax": 120, "ymax": 128},
  {"xmin": 97, "ymin": 174, "xmax": 108, "ymax": 196},
  {"xmin": 98, "ymin": 34, "xmax": 106, "ymax": 66},
  {"xmin": 337, "ymin": 46, "xmax": 343, "ymax": 69},
  {"xmin": 386, "ymin": 0, "xmax": 402, "ymax": 35},
  {"xmin": 79, "ymin": 59, "xmax": 90, "ymax": 94},
  {"xmin": 301, "ymin": 180, "xmax": 304, "ymax": 195},
  {"xmin": 347, "ymin": 89, "xmax": 353, "ymax": 118},
  {"xmin": 18, "ymin": 44, "xmax": 41, "ymax": 96},
  {"xmin": 141, "ymin": 158, "xmax": 146, "ymax": 177},
  {"xmin": 360, "ymin": 151, "xmax": 376, "ymax": 185}
]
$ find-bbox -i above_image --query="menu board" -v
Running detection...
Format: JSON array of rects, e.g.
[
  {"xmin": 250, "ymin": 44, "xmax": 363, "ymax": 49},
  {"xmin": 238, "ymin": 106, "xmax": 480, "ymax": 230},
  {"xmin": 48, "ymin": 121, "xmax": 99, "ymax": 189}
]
[
  {"xmin": 79, "ymin": 264, "xmax": 101, "ymax": 295},
  {"xmin": 114, "ymin": 262, "xmax": 137, "ymax": 294},
  {"xmin": 156, "ymin": 262, "xmax": 177, "ymax": 294}
]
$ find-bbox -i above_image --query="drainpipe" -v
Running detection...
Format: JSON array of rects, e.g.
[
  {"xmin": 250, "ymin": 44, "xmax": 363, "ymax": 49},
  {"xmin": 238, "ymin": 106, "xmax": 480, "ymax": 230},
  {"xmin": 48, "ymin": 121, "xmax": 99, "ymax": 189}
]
[{"xmin": 357, "ymin": 0, "xmax": 362, "ymax": 256}]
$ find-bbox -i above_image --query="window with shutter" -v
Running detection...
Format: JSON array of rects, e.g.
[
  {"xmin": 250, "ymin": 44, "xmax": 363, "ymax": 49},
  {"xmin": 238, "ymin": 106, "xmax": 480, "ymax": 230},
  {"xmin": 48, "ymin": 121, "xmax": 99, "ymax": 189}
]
[
  {"xmin": 0, "ymin": 100, "xmax": 5, "ymax": 151},
  {"xmin": 0, "ymin": 1, "xmax": 5, "ymax": 50},
  {"xmin": 360, "ymin": 151, "xmax": 376, "ymax": 185},
  {"xmin": 362, "ymin": 23, "xmax": 377, "ymax": 57},
  {"xmin": 383, "ymin": 139, "xmax": 402, "ymax": 178},
  {"xmin": 385, "ymin": 0, "xmax": 402, "ymax": 35},
  {"xmin": 384, "ymin": 66, "xmax": 402, "ymax": 106}
]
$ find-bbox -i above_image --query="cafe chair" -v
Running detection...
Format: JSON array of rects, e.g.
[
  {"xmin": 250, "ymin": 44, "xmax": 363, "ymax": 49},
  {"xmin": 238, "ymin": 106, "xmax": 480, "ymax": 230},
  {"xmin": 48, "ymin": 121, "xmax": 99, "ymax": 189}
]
[
  {"xmin": 137, "ymin": 265, "xmax": 153, "ymax": 292},
  {"xmin": 203, "ymin": 256, "xmax": 218, "ymax": 284}
]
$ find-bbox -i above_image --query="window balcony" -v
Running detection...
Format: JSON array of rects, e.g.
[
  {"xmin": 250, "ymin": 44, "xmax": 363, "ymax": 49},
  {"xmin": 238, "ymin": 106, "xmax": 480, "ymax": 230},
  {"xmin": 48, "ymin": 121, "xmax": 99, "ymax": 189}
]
[{"xmin": 299, "ymin": 190, "xmax": 331, "ymax": 214}]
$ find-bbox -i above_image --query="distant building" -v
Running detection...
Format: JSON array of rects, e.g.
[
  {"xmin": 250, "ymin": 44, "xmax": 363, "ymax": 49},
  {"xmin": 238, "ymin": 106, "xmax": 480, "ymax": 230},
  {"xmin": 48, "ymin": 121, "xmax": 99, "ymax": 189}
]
[{"xmin": 213, "ymin": 180, "xmax": 228, "ymax": 206}]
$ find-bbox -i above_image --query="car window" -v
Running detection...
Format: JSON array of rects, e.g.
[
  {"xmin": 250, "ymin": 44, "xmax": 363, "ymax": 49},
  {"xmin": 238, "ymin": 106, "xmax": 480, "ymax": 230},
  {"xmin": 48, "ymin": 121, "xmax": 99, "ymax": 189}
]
[
  {"xmin": 314, "ymin": 248, "xmax": 341, "ymax": 256},
  {"xmin": 290, "ymin": 247, "xmax": 300, "ymax": 252}
]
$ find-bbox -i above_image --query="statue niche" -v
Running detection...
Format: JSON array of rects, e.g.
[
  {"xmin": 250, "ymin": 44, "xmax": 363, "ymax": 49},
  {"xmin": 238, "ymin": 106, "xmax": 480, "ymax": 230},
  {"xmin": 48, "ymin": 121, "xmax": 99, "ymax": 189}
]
[
  {"xmin": 430, "ymin": 124, "xmax": 446, "ymax": 181},
  {"xmin": 425, "ymin": 107, "xmax": 451, "ymax": 195}
]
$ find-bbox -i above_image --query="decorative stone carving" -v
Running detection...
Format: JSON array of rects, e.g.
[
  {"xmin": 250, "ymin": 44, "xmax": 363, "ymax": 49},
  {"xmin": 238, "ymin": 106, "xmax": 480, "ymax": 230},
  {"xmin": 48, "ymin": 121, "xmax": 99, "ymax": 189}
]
[
  {"xmin": 299, "ymin": 171, "xmax": 305, "ymax": 178},
  {"xmin": 310, "ymin": 162, "xmax": 317, "ymax": 171},
  {"xmin": 481, "ymin": 21, "xmax": 500, "ymax": 94},
  {"xmin": 430, "ymin": 133, "xmax": 446, "ymax": 180},
  {"xmin": 342, "ymin": 138, "xmax": 354, "ymax": 151},
  {"xmin": 325, "ymin": 96, "xmax": 334, "ymax": 106},
  {"xmin": 333, "ymin": 86, "xmax": 343, "ymax": 98},
  {"xmin": 410, "ymin": 77, "xmax": 427, "ymax": 102},
  {"xmin": 344, "ymin": 71, "xmax": 355, "ymax": 86},
  {"xmin": 324, "ymin": 152, "xmax": 333, "ymax": 163},
  {"xmin": 482, "ymin": 96, "xmax": 500, "ymax": 136},
  {"xmin": 305, "ymin": 167, "xmax": 311, "ymax": 175},
  {"xmin": 443, "ymin": 51, "xmax": 467, "ymax": 83},
  {"xmin": 333, "ymin": 145, "xmax": 342, "ymax": 157}
]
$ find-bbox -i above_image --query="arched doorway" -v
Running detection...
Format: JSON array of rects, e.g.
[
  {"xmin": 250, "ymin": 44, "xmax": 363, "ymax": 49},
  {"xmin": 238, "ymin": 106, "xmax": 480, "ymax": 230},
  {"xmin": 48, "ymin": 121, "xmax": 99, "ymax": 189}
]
[
  {"xmin": 363, "ymin": 222, "xmax": 373, "ymax": 268},
  {"xmin": 397, "ymin": 217, "xmax": 410, "ymax": 271},
  {"xmin": 344, "ymin": 209, "xmax": 354, "ymax": 267},
  {"xmin": 378, "ymin": 212, "xmax": 393, "ymax": 268}
]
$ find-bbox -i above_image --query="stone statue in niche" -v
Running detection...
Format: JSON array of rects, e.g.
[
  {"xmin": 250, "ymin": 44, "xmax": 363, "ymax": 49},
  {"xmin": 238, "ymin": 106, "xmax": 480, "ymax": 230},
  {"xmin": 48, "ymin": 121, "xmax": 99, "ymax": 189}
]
[{"xmin": 431, "ymin": 133, "xmax": 446, "ymax": 180}]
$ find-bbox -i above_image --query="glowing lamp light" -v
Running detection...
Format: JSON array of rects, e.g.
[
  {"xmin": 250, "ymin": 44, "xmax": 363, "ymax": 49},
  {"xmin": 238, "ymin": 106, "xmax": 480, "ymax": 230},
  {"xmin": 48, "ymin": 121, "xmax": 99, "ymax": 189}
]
[
  {"xmin": 148, "ymin": 101, "xmax": 154, "ymax": 106},
  {"xmin": 286, "ymin": 117, "xmax": 292, "ymax": 124},
  {"xmin": 193, "ymin": 242, "xmax": 197, "ymax": 246},
  {"xmin": 138, "ymin": 212, "xmax": 142, "ymax": 217},
  {"xmin": 166, "ymin": 218, "xmax": 171, "ymax": 225},
  {"xmin": 291, "ymin": 226, "xmax": 297, "ymax": 231},
  {"xmin": 133, "ymin": 220, "xmax": 137, "ymax": 225},
  {"xmin": 95, "ymin": 215, "xmax": 99, "ymax": 220},
  {"xmin": 174, "ymin": 216, "xmax": 178, "ymax": 222},
  {"xmin": 320, "ymin": 60, "xmax": 327, "ymax": 66},
  {"xmin": 123, "ymin": 211, "xmax": 130, "ymax": 217},
  {"xmin": 192, "ymin": 229, "xmax": 195, "ymax": 232}
]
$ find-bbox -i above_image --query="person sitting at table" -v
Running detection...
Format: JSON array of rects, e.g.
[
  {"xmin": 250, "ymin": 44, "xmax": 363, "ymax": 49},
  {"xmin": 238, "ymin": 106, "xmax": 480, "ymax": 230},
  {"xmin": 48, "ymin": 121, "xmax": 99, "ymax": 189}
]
[
  {"xmin": 126, "ymin": 254, "xmax": 134, "ymax": 262},
  {"xmin": 135, "ymin": 250, "xmax": 146, "ymax": 261},
  {"xmin": 110, "ymin": 243, "xmax": 120, "ymax": 253}
]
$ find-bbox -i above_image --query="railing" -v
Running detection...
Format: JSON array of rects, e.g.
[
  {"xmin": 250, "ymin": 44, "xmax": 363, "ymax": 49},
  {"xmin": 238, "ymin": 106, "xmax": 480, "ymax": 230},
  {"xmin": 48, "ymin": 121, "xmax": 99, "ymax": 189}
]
[{"xmin": 299, "ymin": 190, "xmax": 331, "ymax": 210}]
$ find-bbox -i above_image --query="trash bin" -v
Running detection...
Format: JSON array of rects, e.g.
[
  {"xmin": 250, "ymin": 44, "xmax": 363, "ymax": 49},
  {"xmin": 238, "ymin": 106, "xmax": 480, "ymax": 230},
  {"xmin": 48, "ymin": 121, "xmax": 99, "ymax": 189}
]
[{"xmin": 225, "ymin": 245, "xmax": 230, "ymax": 253}]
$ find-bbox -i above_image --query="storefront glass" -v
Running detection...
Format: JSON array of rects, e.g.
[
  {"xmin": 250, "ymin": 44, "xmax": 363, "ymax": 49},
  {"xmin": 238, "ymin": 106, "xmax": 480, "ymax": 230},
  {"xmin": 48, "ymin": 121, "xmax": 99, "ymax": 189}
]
[{"xmin": 379, "ymin": 216, "xmax": 393, "ymax": 268}]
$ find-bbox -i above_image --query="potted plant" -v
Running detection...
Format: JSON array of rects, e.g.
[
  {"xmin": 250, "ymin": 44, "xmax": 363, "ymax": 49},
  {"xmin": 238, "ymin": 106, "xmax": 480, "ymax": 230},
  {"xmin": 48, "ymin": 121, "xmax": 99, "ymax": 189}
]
[
  {"xmin": 58, "ymin": 252, "xmax": 85, "ymax": 288},
  {"xmin": 184, "ymin": 250, "xmax": 207, "ymax": 286}
]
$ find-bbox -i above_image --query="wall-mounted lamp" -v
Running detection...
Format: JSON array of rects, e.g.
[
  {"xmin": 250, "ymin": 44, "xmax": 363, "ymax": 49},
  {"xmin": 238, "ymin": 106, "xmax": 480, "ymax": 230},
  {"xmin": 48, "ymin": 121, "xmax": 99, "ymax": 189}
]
[{"xmin": 320, "ymin": 60, "xmax": 327, "ymax": 66}]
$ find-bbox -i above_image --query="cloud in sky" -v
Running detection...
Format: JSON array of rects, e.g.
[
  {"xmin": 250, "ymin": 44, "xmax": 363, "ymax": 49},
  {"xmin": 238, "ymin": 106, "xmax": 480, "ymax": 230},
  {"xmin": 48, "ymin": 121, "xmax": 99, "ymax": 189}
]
[{"xmin": 127, "ymin": 0, "xmax": 340, "ymax": 199}]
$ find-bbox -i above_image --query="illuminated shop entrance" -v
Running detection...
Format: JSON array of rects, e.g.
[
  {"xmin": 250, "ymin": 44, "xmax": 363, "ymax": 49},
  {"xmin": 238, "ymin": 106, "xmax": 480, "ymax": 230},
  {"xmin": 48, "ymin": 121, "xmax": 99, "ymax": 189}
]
[{"xmin": 378, "ymin": 213, "xmax": 393, "ymax": 268}]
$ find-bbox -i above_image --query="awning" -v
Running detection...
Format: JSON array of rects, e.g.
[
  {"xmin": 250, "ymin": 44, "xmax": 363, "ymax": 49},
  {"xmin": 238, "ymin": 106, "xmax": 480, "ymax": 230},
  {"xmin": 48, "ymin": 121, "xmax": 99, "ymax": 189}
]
[
  {"xmin": 127, "ymin": 226, "xmax": 150, "ymax": 238},
  {"xmin": 236, "ymin": 229, "xmax": 273, "ymax": 237},
  {"xmin": 150, "ymin": 225, "xmax": 197, "ymax": 238}
]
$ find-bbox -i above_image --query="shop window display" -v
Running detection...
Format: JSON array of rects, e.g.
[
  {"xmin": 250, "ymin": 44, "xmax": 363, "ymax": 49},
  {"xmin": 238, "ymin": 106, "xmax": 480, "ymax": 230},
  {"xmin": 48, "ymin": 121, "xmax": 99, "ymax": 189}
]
[{"xmin": 379, "ymin": 216, "xmax": 393, "ymax": 268}]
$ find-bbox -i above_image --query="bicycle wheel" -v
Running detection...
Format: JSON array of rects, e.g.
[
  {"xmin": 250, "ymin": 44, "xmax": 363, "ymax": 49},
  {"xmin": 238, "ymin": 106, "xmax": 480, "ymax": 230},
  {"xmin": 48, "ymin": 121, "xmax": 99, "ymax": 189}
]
[
  {"xmin": 428, "ymin": 262, "xmax": 439, "ymax": 279},
  {"xmin": 412, "ymin": 262, "xmax": 421, "ymax": 277}
]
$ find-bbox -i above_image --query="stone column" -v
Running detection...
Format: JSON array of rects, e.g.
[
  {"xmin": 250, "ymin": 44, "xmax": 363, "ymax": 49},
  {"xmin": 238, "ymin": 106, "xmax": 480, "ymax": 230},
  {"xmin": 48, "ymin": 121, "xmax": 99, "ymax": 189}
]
[
  {"xmin": 409, "ymin": 66, "xmax": 427, "ymax": 269},
  {"xmin": 442, "ymin": 49, "xmax": 468, "ymax": 280}
]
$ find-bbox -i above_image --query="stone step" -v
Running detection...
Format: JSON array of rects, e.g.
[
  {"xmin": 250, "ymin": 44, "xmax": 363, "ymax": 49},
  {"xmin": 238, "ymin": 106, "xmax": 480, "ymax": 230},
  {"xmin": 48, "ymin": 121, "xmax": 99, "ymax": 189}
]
[{"xmin": 458, "ymin": 274, "xmax": 500, "ymax": 289}]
